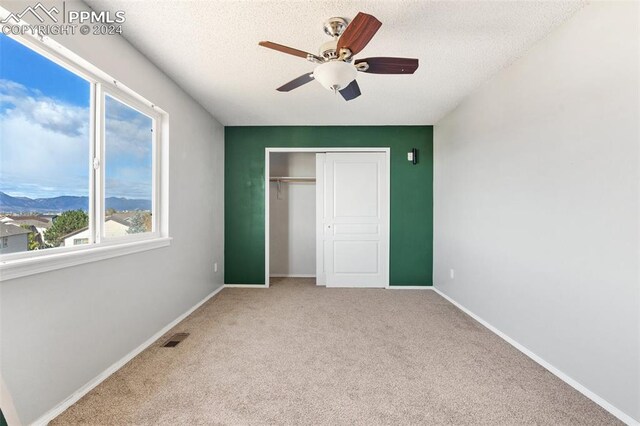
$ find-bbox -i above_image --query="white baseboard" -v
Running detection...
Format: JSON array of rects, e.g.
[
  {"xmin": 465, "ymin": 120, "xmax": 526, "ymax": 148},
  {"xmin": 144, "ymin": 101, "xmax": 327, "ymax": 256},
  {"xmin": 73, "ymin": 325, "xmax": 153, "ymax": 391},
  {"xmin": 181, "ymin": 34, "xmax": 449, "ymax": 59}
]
[
  {"xmin": 269, "ymin": 274, "xmax": 316, "ymax": 278},
  {"xmin": 226, "ymin": 284, "xmax": 435, "ymax": 290},
  {"xmin": 388, "ymin": 285, "xmax": 435, "ymax": 290},
  {"xmin": 432, "ymin": 287, "xmax": 639, "ymax": 426},
  {"xmin": 224, "ymin": 284, "xmax": 268, "ymax": 288},
  {"xmin": 31, "ymin": 285, "xmax": 225, "ymax": 426}
]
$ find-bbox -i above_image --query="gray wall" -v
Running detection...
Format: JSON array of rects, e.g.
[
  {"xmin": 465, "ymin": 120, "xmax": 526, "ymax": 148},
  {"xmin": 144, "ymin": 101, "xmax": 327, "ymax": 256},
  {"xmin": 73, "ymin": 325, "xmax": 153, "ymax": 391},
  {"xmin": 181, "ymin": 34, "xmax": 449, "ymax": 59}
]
[
  {"xmin": 0, "ymin": 1, "xmax": 225, "ymax": 423},
  {"xmin": 434, "ymin": 1, "xmax": 639, "ymax": 422}
]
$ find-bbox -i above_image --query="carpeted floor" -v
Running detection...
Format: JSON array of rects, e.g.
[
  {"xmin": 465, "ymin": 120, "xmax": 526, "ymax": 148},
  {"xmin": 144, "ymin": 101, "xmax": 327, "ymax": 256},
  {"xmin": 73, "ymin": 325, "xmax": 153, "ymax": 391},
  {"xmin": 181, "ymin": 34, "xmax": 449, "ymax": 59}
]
[{"xmin": 53, "ymin": 278, "xmax": 620, "ymax": 425}]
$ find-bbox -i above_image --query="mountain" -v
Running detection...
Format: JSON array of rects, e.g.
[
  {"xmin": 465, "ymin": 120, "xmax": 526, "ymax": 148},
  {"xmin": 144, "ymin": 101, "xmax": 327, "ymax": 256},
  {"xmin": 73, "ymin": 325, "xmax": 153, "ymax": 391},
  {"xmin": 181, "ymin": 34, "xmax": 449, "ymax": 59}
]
[
  {"xmin": 103, "ymin": 197, "xmax": 152, "ymax": 211},
  {"xmin": 0, "ymin": 191, "xmax": 151, "ymax": 213}
]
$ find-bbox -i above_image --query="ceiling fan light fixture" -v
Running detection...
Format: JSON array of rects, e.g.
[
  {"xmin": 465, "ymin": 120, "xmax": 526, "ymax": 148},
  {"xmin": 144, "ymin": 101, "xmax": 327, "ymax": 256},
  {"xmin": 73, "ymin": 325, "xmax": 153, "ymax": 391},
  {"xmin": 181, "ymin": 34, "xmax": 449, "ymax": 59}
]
[
  {"xmin": 313, "ymin": 61, "xmax": 357, "ymax": 92},
  {"xmin": 259, "ymin": 12, "xmax": 419, "ymax": 101}
]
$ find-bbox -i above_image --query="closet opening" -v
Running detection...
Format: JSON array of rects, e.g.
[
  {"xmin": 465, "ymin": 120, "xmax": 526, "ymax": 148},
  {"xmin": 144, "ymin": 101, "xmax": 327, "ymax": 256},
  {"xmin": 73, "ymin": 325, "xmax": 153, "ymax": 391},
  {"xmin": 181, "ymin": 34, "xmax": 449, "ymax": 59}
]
[
  {"xmin": 268, "ymin": 152, "xmax": 317, "ymax": 286},
  {"xmin": 265, "ymin": 148, "xmax": 390, "ymax": 288}
]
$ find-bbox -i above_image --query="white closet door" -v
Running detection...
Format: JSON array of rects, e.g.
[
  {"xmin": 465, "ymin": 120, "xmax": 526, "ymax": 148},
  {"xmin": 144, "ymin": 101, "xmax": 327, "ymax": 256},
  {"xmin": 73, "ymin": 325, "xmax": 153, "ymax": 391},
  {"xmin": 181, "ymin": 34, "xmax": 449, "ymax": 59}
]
[{"xmin": 318, "ymin": 152, "xmax": 389, "ymax": 288}]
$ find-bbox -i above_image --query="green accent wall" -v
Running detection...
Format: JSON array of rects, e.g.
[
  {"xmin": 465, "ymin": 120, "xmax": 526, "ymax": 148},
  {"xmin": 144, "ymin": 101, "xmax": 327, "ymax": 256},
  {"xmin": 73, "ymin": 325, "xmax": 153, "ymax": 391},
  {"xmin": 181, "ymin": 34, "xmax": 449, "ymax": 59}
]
[{"xmin": 225, "ymin": 126, "xmax": 433, "ymax": 286}]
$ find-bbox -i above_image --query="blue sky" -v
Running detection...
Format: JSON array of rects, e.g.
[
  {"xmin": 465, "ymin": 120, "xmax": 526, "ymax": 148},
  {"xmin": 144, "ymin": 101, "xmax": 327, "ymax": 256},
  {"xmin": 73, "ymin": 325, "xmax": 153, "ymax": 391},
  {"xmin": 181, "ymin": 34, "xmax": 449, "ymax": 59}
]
[
  {"xmin": 105, "ymin": 95, "xmax": 152, "ymax": 202},
  {"xmin": 0, "ymin": 34, "xmax": 152, "ymax": 201}
]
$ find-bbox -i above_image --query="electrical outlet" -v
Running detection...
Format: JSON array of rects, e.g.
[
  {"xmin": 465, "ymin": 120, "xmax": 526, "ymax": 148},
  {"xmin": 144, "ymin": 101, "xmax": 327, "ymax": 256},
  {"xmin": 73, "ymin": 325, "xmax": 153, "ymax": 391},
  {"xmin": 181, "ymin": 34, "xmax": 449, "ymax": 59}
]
[
  {"xmin": 214, "ymin": 262, "xmax": 218, "ymax": 273},
  {"xmin": 450, "ymin": 269, "xmax": 455, "ymax": 279}
]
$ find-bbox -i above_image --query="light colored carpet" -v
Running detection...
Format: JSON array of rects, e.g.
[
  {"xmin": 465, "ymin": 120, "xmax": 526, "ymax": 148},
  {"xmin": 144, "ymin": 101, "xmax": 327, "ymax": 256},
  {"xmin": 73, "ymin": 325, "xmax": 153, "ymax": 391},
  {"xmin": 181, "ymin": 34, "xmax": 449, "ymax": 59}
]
[{"xmin": 53, "ymin": 278, "xmax": 619, "ymax": 425}]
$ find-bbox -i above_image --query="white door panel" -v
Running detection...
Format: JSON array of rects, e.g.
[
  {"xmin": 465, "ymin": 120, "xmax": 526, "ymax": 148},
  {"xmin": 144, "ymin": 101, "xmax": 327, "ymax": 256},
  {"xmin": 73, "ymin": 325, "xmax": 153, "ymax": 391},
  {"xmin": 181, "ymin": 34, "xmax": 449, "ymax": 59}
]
[
  {"xmin": 317, "ymin": 152, "xmax": 389, "ymax": 288},
  {"xmin": 333, "ymin": 241, "xmax": 379, "ymax": 273},
  {"xmin": 332, "ymin": 223, "xmax": 379, "ymax": 235},
  {"xmin": 333, "ymin": 162, "xmax": 379, "ymax": 218}
]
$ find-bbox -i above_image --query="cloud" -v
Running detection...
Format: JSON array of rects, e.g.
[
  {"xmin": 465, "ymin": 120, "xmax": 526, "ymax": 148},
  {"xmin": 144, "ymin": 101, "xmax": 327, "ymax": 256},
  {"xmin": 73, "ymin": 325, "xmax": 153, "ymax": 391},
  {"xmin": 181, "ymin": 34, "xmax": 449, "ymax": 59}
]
[
  {"xmin": 0, "ymin": 81, "xmax": 90, "ymax": 198},
  {"xmin": 106, "ymin": 174, "xmax": 152, "ymax": 200},
  {"xmin": 0, "ymin": 104, "xmax": 90, "ymax": 198},
  {"xmin": 0, "ymin": 79, "xmax": 88, "ymax": 137},
  {"xmin": 103, "ymin": 96, "xmax": 153, "ymax": 199},
  {"xmin": 0, "ymin": 79, "xmax": 153, "ymax": 200},
  {"xmin": 105, "ymin": 96, "xmax": 153, "ymax": 158}
]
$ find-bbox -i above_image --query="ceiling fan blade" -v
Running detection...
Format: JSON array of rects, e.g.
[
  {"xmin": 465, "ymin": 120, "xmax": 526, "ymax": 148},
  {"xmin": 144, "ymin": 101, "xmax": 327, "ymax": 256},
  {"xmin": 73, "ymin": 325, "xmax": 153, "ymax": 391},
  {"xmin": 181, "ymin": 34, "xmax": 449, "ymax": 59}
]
[
  {"xmin": 355, "ymin": 57, "xmax": 419, "ymax": 74},
  {"xmin": 339, "ymin": 80, "xmax": 361, "ymax": 101},
  {"xmin": 276, "ymin": 73, "xmax": 315, "ymax": 92},
  {"xmin": 337, "ymin": 12, "xmax": 382, "ymax": 56},
  {"xmin": 259, "ymin": 41, "xmax": 314, "ymax": 59}
]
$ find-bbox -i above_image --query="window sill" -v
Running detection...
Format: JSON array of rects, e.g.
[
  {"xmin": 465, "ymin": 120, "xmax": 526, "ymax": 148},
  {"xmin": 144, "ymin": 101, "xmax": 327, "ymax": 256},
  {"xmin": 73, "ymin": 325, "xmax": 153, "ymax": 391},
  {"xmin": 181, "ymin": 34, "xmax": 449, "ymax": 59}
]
[{"xmin": 0, "ymin": 237, "xmax": 172, "ymax": 282}]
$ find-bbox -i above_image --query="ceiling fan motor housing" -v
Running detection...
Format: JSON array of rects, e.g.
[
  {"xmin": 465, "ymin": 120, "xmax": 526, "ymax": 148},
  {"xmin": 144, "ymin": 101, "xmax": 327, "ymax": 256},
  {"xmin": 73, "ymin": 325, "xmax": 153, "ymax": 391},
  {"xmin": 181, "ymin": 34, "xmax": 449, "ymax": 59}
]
[
  {"xmin": 319, "ymin": 39, "xmax": 339, "ymax": 60},
  {"xmin": 320, "ymin": 18, "xmax": 351, "ymax": 61}
]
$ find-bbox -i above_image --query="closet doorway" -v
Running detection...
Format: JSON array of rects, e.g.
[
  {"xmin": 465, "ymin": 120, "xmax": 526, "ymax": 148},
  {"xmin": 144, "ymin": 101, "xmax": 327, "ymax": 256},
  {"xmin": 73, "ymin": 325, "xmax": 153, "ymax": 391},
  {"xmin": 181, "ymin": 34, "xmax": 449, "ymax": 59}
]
[{"xmin": 265, "ymin": 148, "xmax": 390, "ymax": 288}]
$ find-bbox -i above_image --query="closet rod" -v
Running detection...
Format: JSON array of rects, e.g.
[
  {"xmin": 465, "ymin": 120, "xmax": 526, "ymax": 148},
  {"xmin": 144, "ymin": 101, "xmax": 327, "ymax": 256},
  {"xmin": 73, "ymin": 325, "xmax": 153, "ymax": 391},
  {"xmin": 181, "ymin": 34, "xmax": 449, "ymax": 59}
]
[{"xmin": 269, "ymin": 177, "xmax": 316, "ymax": 183}]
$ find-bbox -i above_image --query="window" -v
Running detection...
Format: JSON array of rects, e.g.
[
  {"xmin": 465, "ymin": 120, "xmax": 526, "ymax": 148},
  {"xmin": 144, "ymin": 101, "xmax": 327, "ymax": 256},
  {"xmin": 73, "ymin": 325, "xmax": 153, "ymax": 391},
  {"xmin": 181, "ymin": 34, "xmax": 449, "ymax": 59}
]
[
  {"xmin": 0, "ymin": 34, "xmax": 90, "ymax": 252},
  {"xmin": 1, "ymin": 237, "xmax": 7, "ymax": 248},
  {"xmin": 0, "ymin": 33, "xmax": 168, "ymax": 277},
  {"xmin": 103, "ymin": 94, "xmax": 154, "ymax": 237}
]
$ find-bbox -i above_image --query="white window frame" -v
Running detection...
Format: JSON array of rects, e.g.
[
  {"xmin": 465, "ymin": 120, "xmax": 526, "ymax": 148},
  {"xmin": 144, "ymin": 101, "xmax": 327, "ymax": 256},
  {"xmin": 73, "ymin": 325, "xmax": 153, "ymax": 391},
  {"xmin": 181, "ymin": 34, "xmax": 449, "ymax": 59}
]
[
  {"xmin": 0, "ymin": 29, "xmax": 171, "ymax": 282},
  {"xmin": 98, "ymin": 89, "xmax": 161, "ymax": 243}
]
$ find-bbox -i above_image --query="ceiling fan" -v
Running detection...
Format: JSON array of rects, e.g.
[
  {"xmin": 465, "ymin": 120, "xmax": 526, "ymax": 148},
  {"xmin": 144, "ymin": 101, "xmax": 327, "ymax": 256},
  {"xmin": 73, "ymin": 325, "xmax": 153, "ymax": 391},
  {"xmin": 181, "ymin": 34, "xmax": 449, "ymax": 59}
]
[{"xmin": 259, "ymin": 12, "xmax": 419, "ymax": 101}]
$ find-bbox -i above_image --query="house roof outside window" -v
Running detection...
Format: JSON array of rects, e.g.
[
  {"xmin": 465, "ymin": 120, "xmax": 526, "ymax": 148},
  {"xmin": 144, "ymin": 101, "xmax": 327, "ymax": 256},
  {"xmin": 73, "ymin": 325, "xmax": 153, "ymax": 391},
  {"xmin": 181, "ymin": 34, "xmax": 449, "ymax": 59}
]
[{"xmin": 0, "ymin": 222, "xmax": 32, "ymax": 237}]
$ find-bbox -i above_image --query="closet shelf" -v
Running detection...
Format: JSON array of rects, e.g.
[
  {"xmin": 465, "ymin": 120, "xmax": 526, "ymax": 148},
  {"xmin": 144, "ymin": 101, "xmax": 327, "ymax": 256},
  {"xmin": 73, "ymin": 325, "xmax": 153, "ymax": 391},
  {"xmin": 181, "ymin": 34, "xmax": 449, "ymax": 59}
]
[{"xmin": 269, "ymin": 176, "xmax": 316, "ymax": 183}]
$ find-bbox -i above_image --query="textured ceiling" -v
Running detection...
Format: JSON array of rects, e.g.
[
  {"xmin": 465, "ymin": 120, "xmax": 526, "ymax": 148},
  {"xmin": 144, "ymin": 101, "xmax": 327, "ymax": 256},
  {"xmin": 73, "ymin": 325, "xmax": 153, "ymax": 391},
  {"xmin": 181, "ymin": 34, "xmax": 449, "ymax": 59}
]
[{"xmin": 85, "ymin": 0, "xmax": 585, "ymax": 125}]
